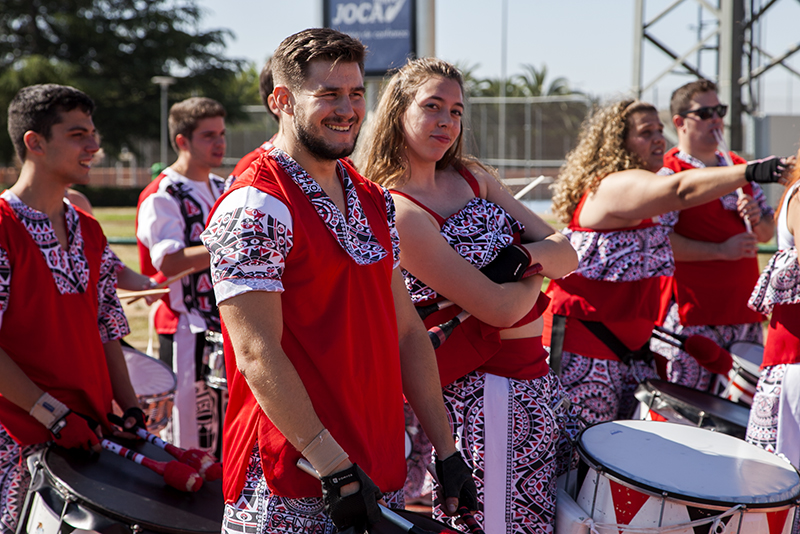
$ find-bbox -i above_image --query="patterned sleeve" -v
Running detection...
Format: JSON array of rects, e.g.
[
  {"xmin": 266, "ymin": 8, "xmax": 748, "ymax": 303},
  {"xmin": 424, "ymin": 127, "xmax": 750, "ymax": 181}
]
[
  {"xmin": 751, "ymin": 183, "xmax": 775, "ymax": 218},
  {"xmin": 0, "ymin": 245, "xmax": 10, "ymax": 331},
  {"xmin": 136, "ymin": 189, "xmax": 186, "ymax": 270},
  {"xmin": 200, "ymin": 187, "xmax": 293, "ymax": 305},
  {"xmin": 382, "ymin": 187, "xmax": 401, "ymax": 269},
  {"xmin": 97, "ymin": 244, "xmax": 131, "ymax": 343},
  {"xmin": 107, "ymin": 247, "xmax": 125, "ymax": 274}
]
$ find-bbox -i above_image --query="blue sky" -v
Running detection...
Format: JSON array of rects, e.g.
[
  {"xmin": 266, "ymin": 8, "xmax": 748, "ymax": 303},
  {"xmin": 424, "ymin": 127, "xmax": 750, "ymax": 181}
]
[{"xmin": 198, "ymin": 0, "xmax": 800, "ymax": 114}]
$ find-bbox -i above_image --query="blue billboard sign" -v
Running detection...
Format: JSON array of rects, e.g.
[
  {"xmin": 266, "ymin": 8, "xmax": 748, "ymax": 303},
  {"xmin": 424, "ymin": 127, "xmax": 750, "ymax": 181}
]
[{"xmin": 324, "ymin": 0, "xmax": 416, "ymax": 76}]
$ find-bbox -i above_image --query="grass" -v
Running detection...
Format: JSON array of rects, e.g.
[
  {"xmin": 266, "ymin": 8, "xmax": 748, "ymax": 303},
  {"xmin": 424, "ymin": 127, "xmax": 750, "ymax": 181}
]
[{"xmin": 94, "ymin": 207, "xmax": 138, "ymax": 239}]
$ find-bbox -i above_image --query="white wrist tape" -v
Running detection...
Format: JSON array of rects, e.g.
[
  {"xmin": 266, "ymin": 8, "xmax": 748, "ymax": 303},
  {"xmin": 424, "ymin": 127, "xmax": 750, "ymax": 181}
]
[
  {"xmin": 29, "ymin": 392, "xmax": 69, "ymax": 429},
  {"xmin": 301, "ymin": 429, "xmax": 348, "ymax": 477}
]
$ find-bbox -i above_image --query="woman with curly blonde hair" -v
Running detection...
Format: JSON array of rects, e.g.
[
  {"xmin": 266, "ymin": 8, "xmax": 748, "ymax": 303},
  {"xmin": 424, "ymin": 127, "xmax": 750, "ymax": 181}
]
[
  {"xmin": 362, "ymin": 57, "xmax": 579, "ymax": 533},
  {"xmin": 543, "ymin": 99, "xmax": 792, "ymax": 425}
]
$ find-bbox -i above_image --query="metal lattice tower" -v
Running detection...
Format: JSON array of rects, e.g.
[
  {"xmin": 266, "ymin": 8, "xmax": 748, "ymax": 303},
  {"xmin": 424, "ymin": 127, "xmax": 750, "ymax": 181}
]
[{"xmin": 631, "ymin": 0, "xmax": 800, "ymax": 152}]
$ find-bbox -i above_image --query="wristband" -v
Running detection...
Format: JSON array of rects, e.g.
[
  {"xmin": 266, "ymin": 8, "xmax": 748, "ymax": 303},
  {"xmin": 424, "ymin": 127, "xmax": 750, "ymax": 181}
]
[
  {"xmin": 301, "ymin": 429, "xmax": 348, "ymax": 477},
  {"xmin": 30, "ymin": 392, "xmax": 69, "ymax": 429}
]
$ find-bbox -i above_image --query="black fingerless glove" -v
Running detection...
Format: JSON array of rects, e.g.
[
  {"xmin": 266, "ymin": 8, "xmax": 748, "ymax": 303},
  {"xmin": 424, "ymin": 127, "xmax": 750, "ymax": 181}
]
[
  {"xmin": 435, "ymin": 453, "xmax": 479, "ymax": 512},
  {"xmin": 745, "ymin": 156, "xmax": 788, "ymax": 183},
  {"xmin": 122, "ymin": 406, "xmax": 147, "ymax": 430},
  {"xmin": 480, "ymin": 244, "xmax": 531, "ymax": 283},
  {"xmin": 321, "ymin": 464, "xmax": 382, "ymax": 531}
]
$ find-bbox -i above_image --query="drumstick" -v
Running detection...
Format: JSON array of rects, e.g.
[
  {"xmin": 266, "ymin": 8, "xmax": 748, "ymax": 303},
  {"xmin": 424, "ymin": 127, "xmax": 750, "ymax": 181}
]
[
  {"xmin": 117, "ymin": 288, "xmax": 170, "ymax": 301},
  {"xmin": 651, "ymin": 328, "xmax": 733, "ymax": 375},
  {"xmin": 134, "ymin": 427, "xmax": 222, "ymax": 481},
  {"xmin": 417, "ymin": 300, "xmax": 455, "ymax": 321},
  {"xmin": 101, "ymin": 439, "xmax": 203, "ymax": 492},
  {"xmin": 429, "ymin": 311, "xmax": 471, "ymax": 350},
  {"xmin": 713, "ymin": 129, "xmax": 752, "ymax": 233},
  {"xmin": 106, "ymin": 413, "xmax": 222, "ymax": 480},
  {"xmin": 126, "ymin": 267, "xmax": 197, "ymax": 304},
  {"xmin": 296, "ymin": 458, "xmax": 439, "ymax": 534},
  {"xmin": 425, "ymin": 263, "xmax": 544, "ymax": 349}
]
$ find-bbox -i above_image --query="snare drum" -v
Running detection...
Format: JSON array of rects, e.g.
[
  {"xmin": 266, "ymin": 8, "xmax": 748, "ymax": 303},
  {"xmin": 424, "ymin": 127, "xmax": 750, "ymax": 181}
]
[
  {"xmin": 634, "ymin": 379, "xmax": 751, "ymax": 438},
  {"xmin": 715, "ymin": 341, "xmax": 764, "ymax": 406},
  {"xmin": 203, "ymin": 331, "xmax": 226, "ymax": 391},
  {"xmin": 370, "ymin": 509, "xmax": 459, "ymax": 533},
  {"xmin": 19, "ymin": 442, "xmax": 223, "ymax": 534},
  {"xmin": 566, "ymin": 421, "xmax": 799, "ymax": 533},
  {"xmin": 123, "ymin": 346, "xmax": 176, "ymax": 433}
]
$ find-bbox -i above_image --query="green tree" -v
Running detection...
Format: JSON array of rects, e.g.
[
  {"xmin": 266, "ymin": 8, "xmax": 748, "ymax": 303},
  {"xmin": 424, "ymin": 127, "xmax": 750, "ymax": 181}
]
[
  {"xmin": 513, "ymin": 63, "xmax": 579, "ymax": 97},
  {"xmin": 0, "ymin": 0, "xmax": 245, "ymax": 165}
]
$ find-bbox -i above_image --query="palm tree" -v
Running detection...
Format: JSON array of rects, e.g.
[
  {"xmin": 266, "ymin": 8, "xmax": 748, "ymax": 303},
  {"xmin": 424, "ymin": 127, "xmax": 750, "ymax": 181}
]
[{"xmin": 513, "ymin": 63, "xmax": 581, "ymax": 97}]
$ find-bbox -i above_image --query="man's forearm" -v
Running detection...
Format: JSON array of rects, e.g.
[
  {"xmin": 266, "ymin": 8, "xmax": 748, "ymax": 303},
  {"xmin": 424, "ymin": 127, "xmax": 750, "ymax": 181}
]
[{"xmin": 399, "ymin": 327, "xmax": 457, "ymax": 459}]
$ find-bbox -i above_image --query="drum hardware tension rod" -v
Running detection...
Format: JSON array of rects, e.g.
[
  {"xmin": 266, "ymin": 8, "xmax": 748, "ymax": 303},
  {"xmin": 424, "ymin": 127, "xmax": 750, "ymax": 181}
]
[
  {"xmin": 589, "ymin": 468, "xmax": 601, "ymax": 519},
  {"xmin": 658, "ymin": 492, "xmax": 667, "ymax": 527},
  {"xmin": 697, "ymin": 411, "xmax": 707, "ymax": 430}
]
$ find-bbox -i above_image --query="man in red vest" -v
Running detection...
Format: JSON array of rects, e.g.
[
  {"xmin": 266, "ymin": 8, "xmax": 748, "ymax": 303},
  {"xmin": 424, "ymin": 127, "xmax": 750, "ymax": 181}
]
[
  {"xmin": 0, "ymin": 84, "xmax": 142, "ymax": 533},
  {"xmin": 202, "ymin": 28, "xmax": 476, "ymax": 534},
  {"xmin": 654, "ymin": 79, "xmax": 775, "ymax": 390},
  {"xmin": 136, "ymin": 97, "xmax": 227, "ymax": 454}
]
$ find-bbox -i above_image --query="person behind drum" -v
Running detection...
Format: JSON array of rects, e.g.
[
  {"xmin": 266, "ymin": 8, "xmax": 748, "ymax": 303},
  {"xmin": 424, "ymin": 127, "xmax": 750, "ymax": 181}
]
[
  {"xmin": 201, "ymin": 29, "xmax": 476, "ymax": 534},
  {"xmin": 136, "ymin": 97, "xmax": 226, "ymax": 454},
  {"xmin": 361, "ymin": 57, "xmax": 579, "ymax": 533},
  {"xmin": 0, "ymin": 84, "xmax": 145, "ymax": 534},
  {"xmin": 746, "ymin": 144, "xmax": 800, "ymax": 469},
  {"xmin": 544, "ymin": 99, "xmax": 792, "ymax": 426},
  {"xmin": 650, "ymin": 80, "xmax": 774, "ymax": 392}
]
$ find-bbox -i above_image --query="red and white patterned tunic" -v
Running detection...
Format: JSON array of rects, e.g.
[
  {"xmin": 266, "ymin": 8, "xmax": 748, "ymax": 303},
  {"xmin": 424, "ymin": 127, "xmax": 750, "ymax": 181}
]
[
  {"xmin": 202, "ymin": 147, "xmax": 404, "ymax": 503},
  {"xmin": 0, "ymin": 190, "xmax": 128, "ymax": 444}
]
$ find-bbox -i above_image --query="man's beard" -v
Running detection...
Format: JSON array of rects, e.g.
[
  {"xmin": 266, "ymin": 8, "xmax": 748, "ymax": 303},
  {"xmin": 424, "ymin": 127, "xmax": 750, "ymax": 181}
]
[{"xmin": 294, "ymin": 110, "xmax": 359, "ymax": 162}]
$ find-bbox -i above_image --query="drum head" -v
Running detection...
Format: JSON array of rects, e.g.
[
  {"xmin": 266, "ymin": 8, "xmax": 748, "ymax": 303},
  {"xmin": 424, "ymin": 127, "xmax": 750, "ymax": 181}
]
[
  {"xmin": 369, "ymin": 509, "xmax": 459, "ymax": 533},
  {"xmin": 42, "ymin": 441, "xmax": 223, "ymax": 534},
  {"xmin": 578, "ymin": 420, "xmax": 800, "ymax": 507},
  {"xmin": 634, "ymin": 379, "xmax": 751, "ymax": 437},
  {"xmin": 123, "ymin": 347, "xmax": 177, "ymax": 397},
  {"xmin": 728, "ymin": 341, "xmax": 764, "ymax": 376}
]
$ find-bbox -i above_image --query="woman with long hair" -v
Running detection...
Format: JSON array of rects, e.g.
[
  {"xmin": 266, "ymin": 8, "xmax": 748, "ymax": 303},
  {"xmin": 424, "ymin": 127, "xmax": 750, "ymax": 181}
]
[
  {"xmin": 544, "ymin": 99, "xmax": 793, "ymax": 425},
  {"xmin": 361, "ymin": 57, "xmax": 579, "ymax": 533},
  {"xmin": 746, "ymin": 144, "xmax": 800, "ymax": 469}
]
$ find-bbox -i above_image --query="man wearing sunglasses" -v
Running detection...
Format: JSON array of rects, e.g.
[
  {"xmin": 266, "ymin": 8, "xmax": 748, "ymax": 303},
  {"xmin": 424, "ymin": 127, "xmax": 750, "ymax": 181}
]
[{"xmin": 653, "ymin": 79, "xmax": 775, "ymax": 391}]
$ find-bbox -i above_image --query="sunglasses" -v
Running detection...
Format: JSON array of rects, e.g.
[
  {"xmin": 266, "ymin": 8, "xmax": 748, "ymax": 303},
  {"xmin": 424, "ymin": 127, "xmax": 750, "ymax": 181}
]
[{"xmin": 679, "ymin": 104, "xmax": 728, "ymax": 120}]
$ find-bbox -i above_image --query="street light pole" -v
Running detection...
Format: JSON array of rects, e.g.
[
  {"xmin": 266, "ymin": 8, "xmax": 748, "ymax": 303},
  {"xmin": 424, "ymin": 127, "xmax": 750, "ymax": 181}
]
[{"xmin": 151, "ymin": 76, "xmax": 176, "ymax": 167}]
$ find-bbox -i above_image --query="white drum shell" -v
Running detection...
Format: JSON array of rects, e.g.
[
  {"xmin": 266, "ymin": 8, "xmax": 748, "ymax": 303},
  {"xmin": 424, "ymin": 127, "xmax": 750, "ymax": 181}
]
[{"xmin": 558, "ymin": 421, "xmax": 800, "ymax": 534}]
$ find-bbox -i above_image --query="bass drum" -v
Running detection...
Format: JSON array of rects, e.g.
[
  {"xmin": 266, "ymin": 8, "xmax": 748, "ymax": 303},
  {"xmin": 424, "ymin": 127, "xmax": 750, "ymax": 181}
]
[
  {"xmin": 567, "ymin": 421, "xmax": 799, "ymax": 533},
  {"xmin": 634, "ymin": 379, "xmax": 751, "ymax": 439},
  {"xmin": 19, "ymin": 442, "xmax": 223, "ymax": 534}
]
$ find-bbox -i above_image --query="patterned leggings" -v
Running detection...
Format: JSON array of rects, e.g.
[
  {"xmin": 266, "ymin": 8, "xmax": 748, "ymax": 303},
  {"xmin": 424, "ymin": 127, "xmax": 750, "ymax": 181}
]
[
  {"xmin": 559, "ymin": 352, "xmax": 660, "ymax": 425},
  {"xmin": 650, "ymin": 301, "xmax": 763, "ymax": 391},
  {"xmin": 221, "ymin": 445, "xmax": 404, "ymax": 534},
  {"xmin": 435, "ymin": 370, "xmax": 577, "ymax": 534},
  {"xmin": 0, "ymin": 426, "xmax": 46, "ymax": 534}
]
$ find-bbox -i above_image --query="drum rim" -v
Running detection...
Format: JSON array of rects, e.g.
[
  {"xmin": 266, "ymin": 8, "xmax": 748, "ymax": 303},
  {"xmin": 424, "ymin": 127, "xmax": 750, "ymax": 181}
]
[
  {"xmin": 576, "ymin": 421, "xmax": 800, "ymax": 508},
  {"xmin": 37, "ymin": 447, "xmax": 160, "ymax": 532},
  {"xmin": 39, "ymin": 445, "xmax": 221, "ymax": 534},
  {"xmin": 634, "ymin": 379, "xmax": 750, "ymax": 432}
]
